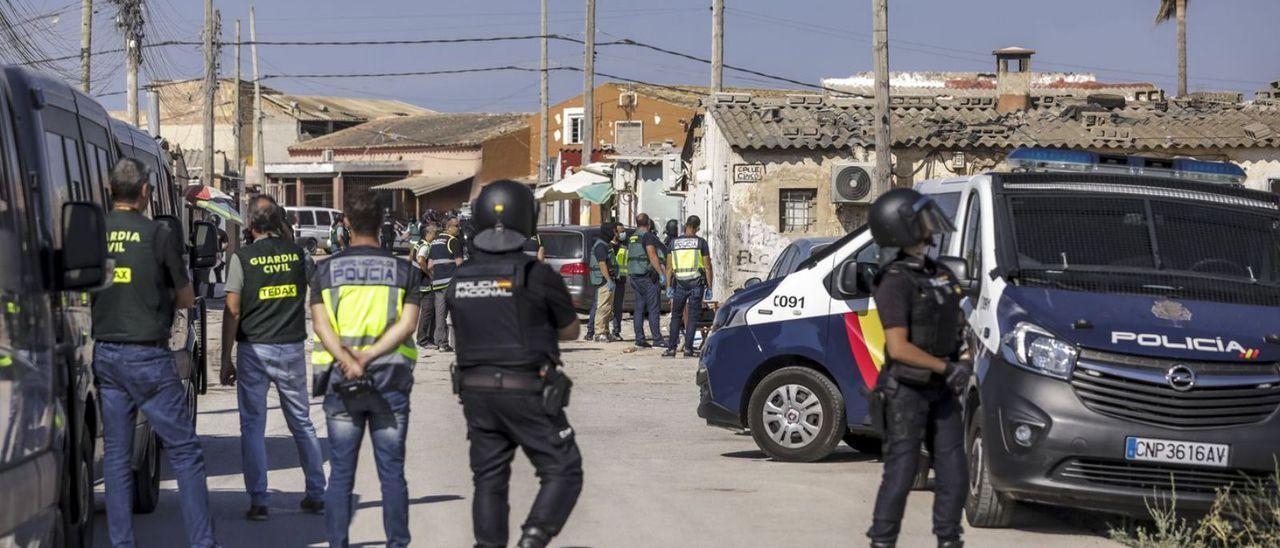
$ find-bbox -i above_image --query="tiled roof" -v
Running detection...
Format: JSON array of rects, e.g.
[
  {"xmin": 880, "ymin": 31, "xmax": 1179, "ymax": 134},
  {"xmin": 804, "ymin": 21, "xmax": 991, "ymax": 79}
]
[
  {"xmin": 262, "ymin": 93, "xmax": 433, "ymax": 122},
  {"xmin": 707, "ymin": 94, "xmax": 1280, "ymax": 152},
  {"xmin": 821, "ymin": 72, "xmax": 1159, "ymax": 101},
  {"xmin": 290, "ymin": 112, "xmax": 529, "ymax": 151}
]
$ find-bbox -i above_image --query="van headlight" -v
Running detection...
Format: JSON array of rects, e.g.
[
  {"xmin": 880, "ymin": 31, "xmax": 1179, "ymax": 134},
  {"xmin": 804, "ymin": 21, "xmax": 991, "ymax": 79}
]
[{"xmin": 1002, "ymin": 322, "xmax": 1077, "ymax": 380}]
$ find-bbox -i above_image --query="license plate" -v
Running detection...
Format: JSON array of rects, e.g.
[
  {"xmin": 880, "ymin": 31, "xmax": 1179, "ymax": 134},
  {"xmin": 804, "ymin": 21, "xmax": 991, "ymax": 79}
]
[{"xmin": 1125, "ymin": 436, "xmax": 1229, "ymax": 468}]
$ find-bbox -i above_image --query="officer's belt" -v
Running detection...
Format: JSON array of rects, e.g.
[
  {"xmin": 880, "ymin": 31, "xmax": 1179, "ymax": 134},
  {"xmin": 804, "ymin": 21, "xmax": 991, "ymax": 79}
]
[{"xmin": 458, "ymin": 368, "xmax": 544, "ymax": 392}]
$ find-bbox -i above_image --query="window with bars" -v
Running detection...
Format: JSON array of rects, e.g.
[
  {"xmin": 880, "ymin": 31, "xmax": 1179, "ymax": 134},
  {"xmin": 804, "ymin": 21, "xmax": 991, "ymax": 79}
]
[{"xmin": 779, "ymin": 189, "xmax": 817, "ymax": 232}]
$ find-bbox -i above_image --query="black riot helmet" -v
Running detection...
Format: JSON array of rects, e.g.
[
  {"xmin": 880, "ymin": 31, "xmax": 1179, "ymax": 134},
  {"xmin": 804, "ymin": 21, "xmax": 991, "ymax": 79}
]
[
  {"xmin": 664, "ymin": 219, "xmax": 679, "ymax": 239},
  {"xmin": 868, "ymin": 188, "xmax": 957, "ymax": 248},
  {"xmin": 471, "ymin": 180, "xmax": 538, "ymax": 253}
]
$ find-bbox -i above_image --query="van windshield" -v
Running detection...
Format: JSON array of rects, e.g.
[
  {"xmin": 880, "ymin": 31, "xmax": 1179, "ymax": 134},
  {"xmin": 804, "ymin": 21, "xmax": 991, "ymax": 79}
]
[{"xmin": 1006, "ymin": 193, "xmax": 1280, "ymax": 305}]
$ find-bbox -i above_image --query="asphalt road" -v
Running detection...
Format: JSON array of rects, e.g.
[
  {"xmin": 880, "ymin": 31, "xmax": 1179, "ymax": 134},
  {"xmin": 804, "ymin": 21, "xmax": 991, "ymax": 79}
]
[{"xmin": 94, "ymin": 304, "xmax": 1118, "ymax": 547}]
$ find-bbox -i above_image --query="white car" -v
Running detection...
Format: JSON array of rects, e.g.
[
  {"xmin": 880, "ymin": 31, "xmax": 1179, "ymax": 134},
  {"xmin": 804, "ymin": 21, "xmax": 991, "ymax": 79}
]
[{"xmin": 286, "ymin": 206, "xmax": 342, "ymax": 253}]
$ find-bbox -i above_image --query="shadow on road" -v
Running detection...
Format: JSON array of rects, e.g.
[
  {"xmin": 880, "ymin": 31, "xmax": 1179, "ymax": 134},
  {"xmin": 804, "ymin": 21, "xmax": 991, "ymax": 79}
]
[
  {"xmin": 355, "ymin": 494, "xmax": 464, "ymax": 509},
  {"xmin": 720, "ymin": 448, "xmax": 879, "ymax": 464},
  {"xmin": 177, "ymin": 434, "xmax": 332, "ymax": 480}
]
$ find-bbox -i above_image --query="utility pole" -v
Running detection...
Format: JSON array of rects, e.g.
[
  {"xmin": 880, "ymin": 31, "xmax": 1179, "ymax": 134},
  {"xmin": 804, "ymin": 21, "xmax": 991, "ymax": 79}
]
[
  {"xmin": 79, "ymin": 0, "xmax": 92, "ymax": 93},
  {"xmin": 581, "ymin": 0, "xmax": 595, "ymax": 167},
  {"xmin": 538, "ymin": 0, "xmax": 548, "ymax": 184},
  {"xmin": 711, "ymin": 0, "xmax": 724, "ymax": 92},
  {"xmin": 871, "ymin": 0, "xmax": 892, "ymax": 193},
  {"xmin": 233, "ymin": 20, "xmax": 242, "ymax": 172},
  {"xmin": 202, "ymin": 0, "xmax": 218, "ymax": 188},
  {"xmin": 115, "ymin": 0, "xmax": 144, "ymax": 126},
  {"xmin": 250, "ymin": 5, "xmax": 265, "ymax": 199}
]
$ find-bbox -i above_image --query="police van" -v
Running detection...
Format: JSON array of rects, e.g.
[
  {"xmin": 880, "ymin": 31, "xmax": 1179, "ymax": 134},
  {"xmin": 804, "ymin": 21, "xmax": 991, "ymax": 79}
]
[
  {"xmin": 0, "ymin": 66, "xmax": 217, "ymax": 546},
  {"xmin": 697, "ymin": 148, "xmax": 1280, "ymax": 525}
]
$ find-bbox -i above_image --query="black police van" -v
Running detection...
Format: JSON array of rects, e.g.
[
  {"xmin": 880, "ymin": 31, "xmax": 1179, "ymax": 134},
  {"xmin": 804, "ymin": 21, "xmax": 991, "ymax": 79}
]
[{"xmin": 0, "ymin": 66, "xmax": 216, "ymax": 546}]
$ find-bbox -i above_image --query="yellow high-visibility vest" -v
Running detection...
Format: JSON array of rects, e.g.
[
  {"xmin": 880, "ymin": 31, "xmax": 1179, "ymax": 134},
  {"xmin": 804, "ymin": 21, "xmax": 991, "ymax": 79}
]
[{"xmin": 670, "ymin": 236, "xmax": 705, "ymax": 281}]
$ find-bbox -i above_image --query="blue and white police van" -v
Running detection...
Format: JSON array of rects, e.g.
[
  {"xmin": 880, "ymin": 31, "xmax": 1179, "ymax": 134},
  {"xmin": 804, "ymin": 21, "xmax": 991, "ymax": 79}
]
[{"xmin": 697, "ymin": 148, "xmax": 1280, "ymax": 525}]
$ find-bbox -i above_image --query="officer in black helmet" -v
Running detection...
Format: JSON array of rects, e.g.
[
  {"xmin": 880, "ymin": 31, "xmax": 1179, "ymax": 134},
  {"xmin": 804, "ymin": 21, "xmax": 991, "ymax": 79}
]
[
  {"xmin": 447, "ymin": 180, "xmax": 584, "ymax": 548},
  {"xmin": 866, "ymin": 188, "xmax": 971, "ymax": 548}
]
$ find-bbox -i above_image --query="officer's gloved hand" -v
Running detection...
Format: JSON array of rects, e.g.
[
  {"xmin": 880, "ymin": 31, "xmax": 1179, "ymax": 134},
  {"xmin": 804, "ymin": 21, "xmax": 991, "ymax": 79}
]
[
  {"xmin": 666, "ymin": 286, "xmax": 674, "ymax": 299},
  {"xmin": 659, "ymin": 273, "xmax": 667, "ymax": 286},
  {"xmin": 703, "ymin": 288, "xmax": 713, "ymax": 301},
  {"xmin": 606, "ymin": 280, "xmax": 616, "ymax": 291},
  {"xmin": 943, "ymin": 361, "xmax": 973, "ymax": 395}
]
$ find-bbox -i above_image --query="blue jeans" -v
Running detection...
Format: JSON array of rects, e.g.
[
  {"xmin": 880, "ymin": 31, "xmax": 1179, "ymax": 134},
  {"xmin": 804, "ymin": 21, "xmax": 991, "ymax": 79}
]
[
  {"xmin": 94, "ymin": 341, "xmax": 216, "ymax": 548},
  {"xmin": 236, "ymin": 342, "xmax": 325, "ymax": 506},
  {"xmin": 668, "ymin": 281, "xmax": 705, "ymax": 352},
  {"xmin": 324, "ymin": 390, "xmax": 411, "ymax": 548},
  {"xmin": 631, "ymin": 276, "xmax": 662, "ymax": 344}
]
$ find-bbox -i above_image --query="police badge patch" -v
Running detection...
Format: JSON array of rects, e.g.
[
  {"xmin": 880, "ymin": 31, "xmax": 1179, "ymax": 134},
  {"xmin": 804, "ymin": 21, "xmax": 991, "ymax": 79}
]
[{"xmin": 1151, "ymin": 299, "xmax": 1192, "ymax": 322}]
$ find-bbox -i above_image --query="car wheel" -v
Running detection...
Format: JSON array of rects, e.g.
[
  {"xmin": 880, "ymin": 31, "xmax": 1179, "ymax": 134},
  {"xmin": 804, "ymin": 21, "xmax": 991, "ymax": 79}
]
[
  {"xmin": 60, "ymin": 422, "xmax": 94, "ymax": 548},
  {"xmin": 301, "ymin": 237, "xmax": 318, "ymax": 254},
  {"xmin": 964, "ymin": 405, "xmax": 1016, "ymax": 527},
  {"xmin": 748, "ymin": 367, "xmax": 845, "ymax": 462},
  {"xmin": 842, "ymin": 432, "xmax": 882, "ymax": 455},
  {"xmin": 132, "ymin": 431, "xmax": 161, "ymax": 514}
]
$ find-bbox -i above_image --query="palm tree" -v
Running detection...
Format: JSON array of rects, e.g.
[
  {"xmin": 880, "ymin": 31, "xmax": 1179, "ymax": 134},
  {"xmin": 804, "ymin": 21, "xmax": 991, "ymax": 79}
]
[{"xmin": 1155, "ymin": 0, "xmax": 1189, "ymax": 96}]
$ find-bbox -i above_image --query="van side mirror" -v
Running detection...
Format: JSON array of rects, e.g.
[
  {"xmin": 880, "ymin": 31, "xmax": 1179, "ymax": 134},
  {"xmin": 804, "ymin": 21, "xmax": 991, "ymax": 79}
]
[
  {"xmin": 191, "ymin": 221, "xmax": 219, "ymax": 269},
  {"xmin": 59, "ymin": 202, "xmax": 109, "ymax": 290},
  {"xmin": 836, "ymin": 261, "xmax": 878, "ymax": 298},
  {"xmin": 743, "ymin": 277, "xmax": 761, "ymax": 288},
  {"xmin": 937, "ymin": 255, "xmax": 977, "ymax": 292}
]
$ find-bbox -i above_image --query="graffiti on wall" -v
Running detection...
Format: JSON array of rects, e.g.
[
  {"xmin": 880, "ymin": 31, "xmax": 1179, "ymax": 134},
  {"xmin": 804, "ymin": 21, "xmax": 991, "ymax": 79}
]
[{"xmin": 732, "ymin": 218, "xmax": 790, "ymax": 284}]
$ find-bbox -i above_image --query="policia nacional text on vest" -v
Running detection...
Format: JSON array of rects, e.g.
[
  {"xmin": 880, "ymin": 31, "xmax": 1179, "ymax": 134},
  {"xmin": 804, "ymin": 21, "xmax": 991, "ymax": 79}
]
[
  {"xmin": 235, "ymin": 238, "xmax": 308, "ymax": 343},
  {"xmin": 668, "ymin": 236, "xmax": 706, "ymax": 286},
  {"xmin": 311, "ymin": 249, "xmax": 419, "ymax": 396}
]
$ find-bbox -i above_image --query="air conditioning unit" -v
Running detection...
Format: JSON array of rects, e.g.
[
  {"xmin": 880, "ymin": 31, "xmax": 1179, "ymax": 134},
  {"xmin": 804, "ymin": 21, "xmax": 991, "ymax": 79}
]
[
  {"xmin": 618, "ymin": 91, "xmax": 638, "ymax": 108},
  {"xmin": 830, "ymin": 161, "xmax": 877, "ymax": 204},
  {"xmin": 321, "ymin": 149, "xmax": 335, "ymax": 162}
]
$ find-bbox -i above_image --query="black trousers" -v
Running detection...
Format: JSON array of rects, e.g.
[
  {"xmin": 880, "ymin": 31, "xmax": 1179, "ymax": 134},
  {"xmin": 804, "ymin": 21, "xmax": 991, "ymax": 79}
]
[
  {"xmin": 868, "ymin": 379, "xmax": 967, "ymax": 543},
  {"xmin": 611, "ymin": 276, "xmax": 627, "ymax": 335},
  {"xmin": 415, "ymin": 290, "xmax": 435, "ymax": 347},
  {"xmin": 461, "ymin": 390, "xmax": 583, "ymax": 547}
]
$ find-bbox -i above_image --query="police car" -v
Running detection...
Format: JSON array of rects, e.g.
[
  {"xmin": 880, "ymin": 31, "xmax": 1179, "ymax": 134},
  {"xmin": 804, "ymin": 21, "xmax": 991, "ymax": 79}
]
[{"xmin": 697, "ymin": 148, "xmax": 1280, "ymax": 525}]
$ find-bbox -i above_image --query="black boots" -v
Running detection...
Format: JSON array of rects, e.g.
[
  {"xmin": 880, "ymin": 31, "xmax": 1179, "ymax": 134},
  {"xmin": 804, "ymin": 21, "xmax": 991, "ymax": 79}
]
[
  {"xmin": 516, "ymin": 527, "xmax": 552, "ymax": 548},
  {"xmin": 938, "ymin": 538, "xmax": 964, "ymax": 548}
]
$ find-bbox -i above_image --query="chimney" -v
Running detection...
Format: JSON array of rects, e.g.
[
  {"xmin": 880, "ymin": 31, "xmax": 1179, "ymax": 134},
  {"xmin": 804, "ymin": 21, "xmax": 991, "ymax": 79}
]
[{"xmin": 994, "ymin": 47, "xmax": 1035, "ymax": 113}]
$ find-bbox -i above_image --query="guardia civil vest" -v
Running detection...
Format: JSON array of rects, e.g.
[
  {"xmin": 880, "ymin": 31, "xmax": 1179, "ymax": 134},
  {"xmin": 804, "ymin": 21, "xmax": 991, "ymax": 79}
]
[
  {"xmin": 447, "ymin": 252, "xmax": 558, "ymax": 369},
  {"xmin": 670, "ymin": 235, "xmax": 706, "ymax": 282},
  {"xmin": 310, "ymin": 247, "xmax": 418, "ymax": 394},
  {"xmin": 626, "ymin": 232, "xmax": 652, "ymax": 277},
  {"xmin": 92, "ymin": 209, "xmax": 173, "ymax": 342},
  {"xmin": 234, "ymin": 237, "xmax": 308, "ymax": 344},
  {"xmin": 587, "ymin": 238, "xmax": 614, "ymax": 286},
  {"xmin": 428, "ymin": 233, "xmax": 459, "ymax": 290}
]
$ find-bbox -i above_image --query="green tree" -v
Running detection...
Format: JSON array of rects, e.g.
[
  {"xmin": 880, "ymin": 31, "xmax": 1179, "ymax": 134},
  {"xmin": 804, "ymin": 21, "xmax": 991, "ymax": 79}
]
[{"xmin": 1155, "ymin": 0, "xmax": 1189, "ymax": 97}]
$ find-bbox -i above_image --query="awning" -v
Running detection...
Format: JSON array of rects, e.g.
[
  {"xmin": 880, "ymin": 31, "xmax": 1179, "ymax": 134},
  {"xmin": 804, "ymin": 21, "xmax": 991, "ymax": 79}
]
[
  {"xmin": 372, "ymin": 174, "xmax": 472, "ymax": 196},
  {"xmin": 535, "ymin": 162, "xmax": 612, "ymax": 201},
  {"xmin": 577, "ymin": 182, "xmax": 614, "ymax": 204}
]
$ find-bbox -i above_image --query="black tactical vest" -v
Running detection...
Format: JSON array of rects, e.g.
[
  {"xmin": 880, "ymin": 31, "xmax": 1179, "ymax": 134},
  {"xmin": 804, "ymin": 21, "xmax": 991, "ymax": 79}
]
[
  {"xmin": 447, "ymin": 253, "xmax": 558, "ymax": 369},
  {"xmin": 235, "ymin": 237, "xmax": 308, "ymax": 344},
  {"xmin": 428, "ymin": 233, "xmax": 459, "ymax": 289},
  {"xmin": 882, "ymin": 257, "xmax": 965, "ymax": 358},
  {"xmin": 92, "ymin": 209, "xmax": 172, "ymax": 343}
]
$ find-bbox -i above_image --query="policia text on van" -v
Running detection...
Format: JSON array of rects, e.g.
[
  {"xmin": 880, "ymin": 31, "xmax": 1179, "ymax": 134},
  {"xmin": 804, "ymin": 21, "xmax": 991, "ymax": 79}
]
[{"xmin": 697, "ymin": 148, "xmax": 1280, "ymax": 525}]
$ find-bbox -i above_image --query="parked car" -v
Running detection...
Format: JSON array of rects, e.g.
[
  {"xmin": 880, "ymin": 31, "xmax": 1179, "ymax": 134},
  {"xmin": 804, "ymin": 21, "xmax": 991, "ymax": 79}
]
[
  {"xmin": 742, "ymin": 237, "xmax": 838, "ymax": 289},
  {"xmin": 537, "ymin": 225, "xmax": 671, "ymax": 314},
  {"xmin": 0, "ymin": 65, "xmax": 216, "ymax": 546},
  {"xmin": 699, "ymin": 147, "xmax": 1277, "ymax": 526},
  {"xmin": 286, "ymin": 206, "xmax": 342, "ymax": 253}
]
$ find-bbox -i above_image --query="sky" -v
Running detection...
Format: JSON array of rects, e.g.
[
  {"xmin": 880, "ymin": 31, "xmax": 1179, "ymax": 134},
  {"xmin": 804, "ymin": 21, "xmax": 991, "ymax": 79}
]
[{"xmin": 27, "ymin": 0, "xmax": 1280, "ymax": 113}]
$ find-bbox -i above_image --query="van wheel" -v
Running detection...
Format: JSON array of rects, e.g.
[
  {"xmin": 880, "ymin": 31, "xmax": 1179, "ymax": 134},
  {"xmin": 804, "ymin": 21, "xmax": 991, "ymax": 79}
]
[
  {"xmin": 194, "ymin": 298, "xmax": 208, "ymax": 395},
  {"xmin": 301, "ymin": 238, "xmax": 318, "ymax": 254},
  {"xmin": 748, "ymin": 367, "xmax": 845, "ymax": 462},
  {"xmin": 132, "ymin": 432, "xmax": 161, "ymax": 514},
  {"xmin": 60, "ymin": 423, "xmax": 94, "ymax": 548},
  {"xmin": 965, "ymin": 405, "xmax": 1016, "ymax": 527}
]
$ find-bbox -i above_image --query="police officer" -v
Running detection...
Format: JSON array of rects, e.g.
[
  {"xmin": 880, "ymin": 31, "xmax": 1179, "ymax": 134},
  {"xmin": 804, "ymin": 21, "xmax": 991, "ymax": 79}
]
[
  {"xmin": 584, "ymin": 221, "xmax": 617, "ymax": 342},
  {"xmin": 664, "ymin": 215, "xmax": 712, "ymax": 357},
  {"xmin": 92, "ymin": 158, "xmax": 218, "ymax": 547},
  {"xmin": 310, "ymin": 192, "xmax": 424, "ymax": 548},
  {"xmin": 380, "ymin": 211, "xmax": 397, "ymax": 250},
  {"xmin": 866, "ymin": 188, "xmax": 971, "ymax": 548},
  {"xmin": 415, "ymin": 223, "xmax": 439, "ymax": 348},
  {"xmin": 428, "ymin": 217, "xmax": 464, "ymax": 351},
  {"xmin": 609, "ymin": 223, "xmax": 630, "ymax": 340},
  {"xmin": 219, "ymin": 203, "xmax": 325, "ymax": 521},
  {"xmin": 628, "ymin": 214, "xmax": 666, "ymax": 348},
  {"xmin": 448, "ymin": 180, "xmax": 584, "ymax": 548}
]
